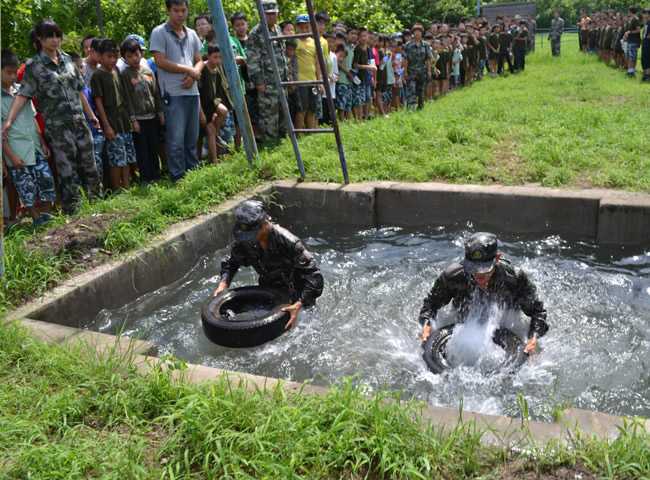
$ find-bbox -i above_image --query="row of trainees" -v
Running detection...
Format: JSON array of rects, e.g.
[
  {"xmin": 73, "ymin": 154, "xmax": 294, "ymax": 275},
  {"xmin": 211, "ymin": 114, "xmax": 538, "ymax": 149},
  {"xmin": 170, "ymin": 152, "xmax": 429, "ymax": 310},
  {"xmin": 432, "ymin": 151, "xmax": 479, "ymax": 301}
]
[
  {"xmin": 214, "ymin": 200, "xmax": 548, "ymax": 356},
  {"xmin": 577, "ymin": 6, "xmax": 650, "ymax": 80}
]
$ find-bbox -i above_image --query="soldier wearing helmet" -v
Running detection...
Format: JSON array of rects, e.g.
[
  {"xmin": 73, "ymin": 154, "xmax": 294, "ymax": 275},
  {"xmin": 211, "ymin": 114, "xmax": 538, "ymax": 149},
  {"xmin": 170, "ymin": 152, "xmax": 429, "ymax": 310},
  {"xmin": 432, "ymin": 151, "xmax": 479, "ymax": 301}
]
[
  {"xmin": 419, "ymin": 232, "xmax": 548, "ymax": 355},
  {"xmin": 214, "ymin": 200, "xmax": 324, "ymax": 329}
]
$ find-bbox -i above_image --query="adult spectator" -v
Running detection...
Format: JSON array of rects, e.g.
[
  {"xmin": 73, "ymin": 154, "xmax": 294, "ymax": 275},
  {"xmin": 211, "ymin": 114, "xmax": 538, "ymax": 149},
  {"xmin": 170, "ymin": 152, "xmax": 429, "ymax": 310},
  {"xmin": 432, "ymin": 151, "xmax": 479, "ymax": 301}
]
[
  {"xmin": 2, "ymin": 19, "xmax": 101, "ymax": 214},
  {"xmin": 194, "ymin": 13, "xmax": 213, "ymax": 55},
  {"xmin": 527, "ymin": 13, "xmax": 537, "ymax": 51},
  {"xmin": 623, "ymin": 6, "xmax": 641, "ymax": 76},
  {"xmin": 549, "ymin": 10, "xmax": 564, "ymax": 56},
  {"xmin": 247, "ymin": 0, "xmax": 290, "ymax": 144},
  {"xmin": 150, "ymin": 0, "xmax": 203, "ymax": 182}
]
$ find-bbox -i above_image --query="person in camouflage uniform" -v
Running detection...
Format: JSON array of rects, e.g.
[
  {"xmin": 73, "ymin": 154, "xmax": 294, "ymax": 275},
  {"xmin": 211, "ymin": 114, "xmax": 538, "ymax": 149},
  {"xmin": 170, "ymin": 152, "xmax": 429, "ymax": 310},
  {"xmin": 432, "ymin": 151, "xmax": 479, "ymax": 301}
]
[
  {"xmin": 419, "ymin": 232, "xmax": 548, "ymax": 356},
  {"xmin": 1, "ymin": 19, "xmax": 101, "ymax": 214},
  {"xmin": 549, "ymin": 11, "xmax": 565, "ymax": 56},
  {"xmin": 246, "ymin": 0, "xmax": 290, "ymax": 143},
  {"xmin": 402, "ymin": 23, "xmax": 433, "ymax": 111},
  {"xmin": 213, "ymin": 200, "xmax": 324, "ymax": 329}
]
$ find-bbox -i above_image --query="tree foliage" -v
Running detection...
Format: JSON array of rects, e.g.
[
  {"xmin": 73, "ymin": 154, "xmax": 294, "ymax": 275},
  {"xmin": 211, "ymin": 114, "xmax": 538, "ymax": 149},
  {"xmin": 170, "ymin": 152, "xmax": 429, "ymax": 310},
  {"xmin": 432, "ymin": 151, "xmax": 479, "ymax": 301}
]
[{"xmin": 1, "ymin": 0, "xmax": 400, "ymax": 61}]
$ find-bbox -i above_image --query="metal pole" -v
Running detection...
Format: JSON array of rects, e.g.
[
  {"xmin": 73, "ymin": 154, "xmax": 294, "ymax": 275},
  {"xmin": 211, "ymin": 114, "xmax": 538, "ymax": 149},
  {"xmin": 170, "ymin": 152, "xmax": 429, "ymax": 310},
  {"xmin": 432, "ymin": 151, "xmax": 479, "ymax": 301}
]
[
  {"xmin": 254, "ymin": 0, "xmax": 306, "ymax": 180},
  {"xmin": 95, "ymin": 0, "xmax": 105, "ymax": 35},
  {"xmin": 305, "ymin": 0, "xmax": 348, "ymax": 184},
  {"xmin": 206, "ymin": 0, "xmax": 259, "ymax": 165},
  {"xmin": 476, "ymin": 0, "xmax": 481, "ymax": 18}
]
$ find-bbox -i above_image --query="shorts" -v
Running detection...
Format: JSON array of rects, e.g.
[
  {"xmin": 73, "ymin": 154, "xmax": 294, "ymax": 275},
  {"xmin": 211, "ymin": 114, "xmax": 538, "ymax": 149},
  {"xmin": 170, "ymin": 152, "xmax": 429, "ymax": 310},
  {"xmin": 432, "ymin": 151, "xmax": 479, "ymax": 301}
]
[
  {"xmin": 381, "ymin": 89, "xmax": 392, "ymax": 104},
  {"xmin": 364, "ymin": 83, "xmax": 373, "ymax": 103},
  {"xmin": 626, "ymin": 42, "xmax": 639, "ymax": 61},
  {"xmin": 92, "ymin": 134, "xmax": 104, "ymax": 179},
  {"xmin": 219, "ymin": 111, "xmax": 236, "ymax": 143},
  {"xmin": 297, "ymin": 85, "xmax": 318, "ymax": 113},
  {"xmin": 335, "ymin": 83, "xmax": 354, "ymax": 112},
  {"xmin": 479, "ymin": 59, "xmax": 487, "ymax": 71},
  {"xmin": 352, "ymin": 84, "xmax": 366, "ymax": 108},
  {"xmin": 105, "ymin": 132, "xmax": 137, "ymax": 168},
  {"xmin": 399, "ymin": 85, "xmax": 408, "ymax": 100},
  {"xmin": 7, "ymin": 151, "xmax": 56, "ymax": 208}
]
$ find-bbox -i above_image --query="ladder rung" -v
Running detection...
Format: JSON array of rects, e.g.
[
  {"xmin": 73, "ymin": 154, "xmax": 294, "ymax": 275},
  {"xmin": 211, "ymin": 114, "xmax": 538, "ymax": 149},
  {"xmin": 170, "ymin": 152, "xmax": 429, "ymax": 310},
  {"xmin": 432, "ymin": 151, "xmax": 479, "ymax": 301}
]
[
  {"xmin": 292, "ymin": 129, "xmax": 334, "ymax": 134},
  {"xmin": 271, "ymin": 33, "xmax": 314, "ymax": 41},
  {"xmin": 282, "ymin": 80, "xmax": 324, "ymax": 86}
]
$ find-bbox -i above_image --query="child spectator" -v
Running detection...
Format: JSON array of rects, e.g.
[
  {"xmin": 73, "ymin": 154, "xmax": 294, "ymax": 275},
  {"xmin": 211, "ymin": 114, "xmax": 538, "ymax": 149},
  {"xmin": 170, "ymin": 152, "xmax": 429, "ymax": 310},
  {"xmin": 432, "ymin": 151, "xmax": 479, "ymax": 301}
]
[
  {"xmin": 513, "ymin": 20, "xmax": 528, "ymax": 72},
  {"xmin": 352, "ymin": 28, "xmax": 376, "ymax": 121},
  {"xmin": 321, "ymin": 32, "xmax": 339, "ymax": 124},
  {"xmin": 434, "ymin": 38, "xmax": 449, "ymax": 97},
  {"xmin": 374, "ymin": 33, "xmax": 389, "ymax": 117},
  {"xmin": 391, "ymin": 39, "xmax": 405, "ymax": 110},
  {"xmin": 1, "ymin": 49, "xmax": 55, "ymax": 224},
  {"xmin": 286, "ymin": 40, "xmax": 300, "ymax": 125},
  {"xmin": 69, "ymin": 51, "xmax": 106, "ymax": 182},
  {"xmin": 450, "ymin": 39, "xmax": 462, "ymax": 89},
  {"xmin": 295, "ymin": 14, "xmax": 323, "ymax": 131},
  {"xmin": 120, "ymin": 37, "xmax": 164, "ymax": 182},
  {"xmin": 477, "ymin": 25, "xmax": 488, "ymax": 80},
  {"xmin": 335, "ymin": 27, "xmax": 357, "ymax": 122},
  {"xmin": 198, "ymin": 44, "xmax": 232, "ymax": 163},
  {"xmin": 498, "ymin": 22, "xmax": 513, "ymax": 74},
  {"xmin": 82, "ymin": 36, "xmax": 104, "ymax": 88},
  {"xmin": 488, "ymin": 24, "xmax": 501, "ymax": 76},
  {"xmin": 624, "ymin": 6, "xmax": 641, "ymax": 76},
  {"xmin": 91, "ymin": 38, "xmax": 137, "ymax": 191}
]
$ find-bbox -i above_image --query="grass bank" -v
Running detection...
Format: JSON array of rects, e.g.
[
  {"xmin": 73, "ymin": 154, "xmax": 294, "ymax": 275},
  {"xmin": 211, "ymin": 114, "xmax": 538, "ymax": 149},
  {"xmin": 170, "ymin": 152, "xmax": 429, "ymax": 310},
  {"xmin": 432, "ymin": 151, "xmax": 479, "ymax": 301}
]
[
  {"xmin": 1, "ymin": 321, "xmax": 648, "ymax": 479},
  {"xmin": 2, "ymin": 41, "xmax": 649, "ymax": 311}
]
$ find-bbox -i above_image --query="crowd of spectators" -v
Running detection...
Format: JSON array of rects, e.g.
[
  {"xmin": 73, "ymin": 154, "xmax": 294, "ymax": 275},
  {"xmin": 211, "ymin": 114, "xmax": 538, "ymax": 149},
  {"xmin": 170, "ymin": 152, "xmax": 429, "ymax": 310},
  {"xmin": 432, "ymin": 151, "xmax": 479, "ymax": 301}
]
[
  {"xmin": 577, "ymin": 6, "xmax": 650, "ymax": 80},
  {"xmin": 3, "ymin": 0, "xmax": 549, "ymax": 226}
]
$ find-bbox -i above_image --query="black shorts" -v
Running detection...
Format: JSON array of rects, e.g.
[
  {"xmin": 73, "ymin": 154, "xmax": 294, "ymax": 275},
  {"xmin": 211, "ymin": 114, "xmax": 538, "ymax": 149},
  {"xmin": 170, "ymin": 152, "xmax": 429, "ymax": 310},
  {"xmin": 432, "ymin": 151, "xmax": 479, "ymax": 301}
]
[
  {"xmin": 297, "ymin": 85, "xmax": 318, "ymax": 114},
  {"xmin": 642, "ymin": 40, "xmax": 650, "ymax": 70}
]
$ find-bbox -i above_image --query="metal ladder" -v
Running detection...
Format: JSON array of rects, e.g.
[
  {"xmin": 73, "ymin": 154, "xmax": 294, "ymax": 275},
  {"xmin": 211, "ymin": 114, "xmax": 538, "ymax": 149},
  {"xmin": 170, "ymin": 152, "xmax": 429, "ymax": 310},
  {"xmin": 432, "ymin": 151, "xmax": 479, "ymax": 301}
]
[{"xmin": 253, "ymin": 0, "xmax": 349, "ymax": 184}]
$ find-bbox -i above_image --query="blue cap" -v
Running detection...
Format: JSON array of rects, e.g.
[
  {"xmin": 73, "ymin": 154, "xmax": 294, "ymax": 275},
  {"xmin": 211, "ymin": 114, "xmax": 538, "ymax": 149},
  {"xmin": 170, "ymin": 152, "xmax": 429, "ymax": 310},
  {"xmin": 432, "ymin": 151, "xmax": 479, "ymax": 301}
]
[
  {"xmin": 125, "ymin": 34, "xmax": 146, "ymax": 50},
  {"xmin": 296, "ymin": 14, "xmax": 310, "ymax": 24}
]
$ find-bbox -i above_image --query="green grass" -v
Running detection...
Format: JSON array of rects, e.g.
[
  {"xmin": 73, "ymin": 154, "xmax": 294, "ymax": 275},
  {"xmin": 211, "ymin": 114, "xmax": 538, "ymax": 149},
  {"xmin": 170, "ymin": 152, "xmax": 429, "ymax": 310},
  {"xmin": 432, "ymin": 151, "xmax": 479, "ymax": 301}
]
[
  {"xmin": 1, "ymin": 40, "xmax": 649, "ymax": 312},
  {"xmin": 1, "ymin": 321, "xmax": 648, "ymax": 479}
]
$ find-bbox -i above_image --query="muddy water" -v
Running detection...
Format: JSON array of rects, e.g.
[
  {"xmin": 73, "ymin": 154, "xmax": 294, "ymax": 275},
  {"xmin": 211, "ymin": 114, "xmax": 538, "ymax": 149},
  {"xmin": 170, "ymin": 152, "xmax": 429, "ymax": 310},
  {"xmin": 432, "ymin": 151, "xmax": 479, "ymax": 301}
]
[{"xmin": 89, "ymin": 223, "xmax": 650, "ymax": 421}]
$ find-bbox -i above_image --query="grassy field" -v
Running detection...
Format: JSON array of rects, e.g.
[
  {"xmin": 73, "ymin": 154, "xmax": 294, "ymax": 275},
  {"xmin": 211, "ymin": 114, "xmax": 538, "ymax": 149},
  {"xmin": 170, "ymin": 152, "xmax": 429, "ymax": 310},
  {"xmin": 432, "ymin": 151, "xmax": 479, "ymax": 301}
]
[{"xmin": 1, "ymin": 321, "xmax": 648, "ymax": 479}]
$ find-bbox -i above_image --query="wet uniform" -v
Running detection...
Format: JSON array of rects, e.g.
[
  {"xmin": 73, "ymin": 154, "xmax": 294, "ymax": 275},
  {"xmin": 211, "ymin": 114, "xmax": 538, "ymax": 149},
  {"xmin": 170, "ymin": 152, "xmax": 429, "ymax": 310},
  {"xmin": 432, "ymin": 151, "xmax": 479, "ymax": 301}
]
[
  {"xmin": 418, "ymin": 258, "xmax": 549, "ymax": 339},
  {"xmin": 220, "ymin": 222, "xmax": 324, "ymax": 306}
]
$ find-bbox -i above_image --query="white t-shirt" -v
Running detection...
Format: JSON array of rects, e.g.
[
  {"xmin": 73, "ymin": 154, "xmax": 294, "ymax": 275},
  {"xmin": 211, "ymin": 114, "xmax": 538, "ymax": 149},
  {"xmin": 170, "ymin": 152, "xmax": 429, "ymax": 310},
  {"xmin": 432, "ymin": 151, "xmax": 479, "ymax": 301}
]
[{"xmin": 327, "ymin": 51, "xmax": 339, "ymax": 98}]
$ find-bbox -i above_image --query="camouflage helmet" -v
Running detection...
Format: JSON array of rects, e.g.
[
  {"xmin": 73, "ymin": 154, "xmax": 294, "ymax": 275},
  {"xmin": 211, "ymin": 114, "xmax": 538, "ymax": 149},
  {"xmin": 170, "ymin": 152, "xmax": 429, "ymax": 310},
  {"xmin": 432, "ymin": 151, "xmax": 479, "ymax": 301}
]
[
  {"xmin": 261, "ymin": 0, "xmax": 279, "ymax": 13},
  {"xmin": 463, "ymin": 232, "xmax": 499, "ymax": 274},
  {"xmin": 232, "ymin": 200, "xmax": 267, "ymax": 243}
]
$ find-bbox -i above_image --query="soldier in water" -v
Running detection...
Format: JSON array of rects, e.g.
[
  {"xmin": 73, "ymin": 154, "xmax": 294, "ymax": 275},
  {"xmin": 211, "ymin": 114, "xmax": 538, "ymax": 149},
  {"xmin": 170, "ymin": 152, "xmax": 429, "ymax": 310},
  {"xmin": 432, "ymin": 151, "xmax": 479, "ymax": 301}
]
[
  {"xmin": 214, "ymin": 200, "xmax": 324, "ymax": 329},
  {"xmin": 419, "ymin": 232, "xmax": 549, "ymax": 356}
]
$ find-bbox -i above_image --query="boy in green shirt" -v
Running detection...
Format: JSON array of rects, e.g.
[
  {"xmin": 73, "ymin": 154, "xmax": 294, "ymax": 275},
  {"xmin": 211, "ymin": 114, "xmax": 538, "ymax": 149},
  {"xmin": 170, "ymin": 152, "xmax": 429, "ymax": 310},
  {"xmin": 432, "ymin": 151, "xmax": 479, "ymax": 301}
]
[
  {"xmin": 1, "ymin": 50, "xmax": 55, "ymax": 224},
  {"xmin": 91, "ymin": 39, "xmax": 137, "ymax": 191}
]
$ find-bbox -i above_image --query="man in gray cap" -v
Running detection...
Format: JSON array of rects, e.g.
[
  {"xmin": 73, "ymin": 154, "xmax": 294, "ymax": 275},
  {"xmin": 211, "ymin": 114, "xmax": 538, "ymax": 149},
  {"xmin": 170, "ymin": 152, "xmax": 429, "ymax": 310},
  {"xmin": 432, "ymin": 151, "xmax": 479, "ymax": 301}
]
[
  {"xmin": 246, "ymin": 0, "xmax": 290, "ymax": 143},
  {"xmin": 419, "ymin": 232, "xmax": 548, "ymax": 356},
  {"xmin": 213, "ymin": 200, "xmax": 324, "ymax": 328}
]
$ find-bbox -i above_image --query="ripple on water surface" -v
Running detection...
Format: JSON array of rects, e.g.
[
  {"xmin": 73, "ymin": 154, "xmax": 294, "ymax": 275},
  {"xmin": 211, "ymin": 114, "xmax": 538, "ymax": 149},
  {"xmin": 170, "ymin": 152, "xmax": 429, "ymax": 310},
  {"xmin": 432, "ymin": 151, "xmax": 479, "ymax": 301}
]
[{"xmin": 88, "ymin": 224, "xmax": 650, "ymax": 421}]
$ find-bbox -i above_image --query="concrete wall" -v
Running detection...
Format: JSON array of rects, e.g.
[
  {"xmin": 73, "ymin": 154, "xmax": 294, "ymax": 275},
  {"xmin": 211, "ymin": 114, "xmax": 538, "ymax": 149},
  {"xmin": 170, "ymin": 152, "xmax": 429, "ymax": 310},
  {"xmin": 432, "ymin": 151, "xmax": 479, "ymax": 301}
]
[{"xmin": 271, "ymin": 181, "xmax": 650, "ymax": 246}]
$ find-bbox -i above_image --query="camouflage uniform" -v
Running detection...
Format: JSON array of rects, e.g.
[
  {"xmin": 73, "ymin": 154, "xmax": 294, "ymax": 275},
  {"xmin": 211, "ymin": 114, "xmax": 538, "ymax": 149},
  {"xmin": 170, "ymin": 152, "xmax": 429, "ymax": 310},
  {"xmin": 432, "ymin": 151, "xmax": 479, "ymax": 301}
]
[
  {"xmin": 419, "ymin": 258, "xmax": 549, "ymax": 338},
  {"xmin": 403, "ymin": 39, "xmax": 433, "ymax": 110},
  {"xmin": 220, "ymin": 201, "xmax": 323, "ymax": 306},
  {"xmin": 19, "ymin": 50, "xmax": 100, "ymax": 213},
  {"xmin": 246, "ymin": 10, "xmax": 290, "ymax": 143},
  {"xmin": 549, "ymin": 17, "xmax": 565, "ymax": 56}
]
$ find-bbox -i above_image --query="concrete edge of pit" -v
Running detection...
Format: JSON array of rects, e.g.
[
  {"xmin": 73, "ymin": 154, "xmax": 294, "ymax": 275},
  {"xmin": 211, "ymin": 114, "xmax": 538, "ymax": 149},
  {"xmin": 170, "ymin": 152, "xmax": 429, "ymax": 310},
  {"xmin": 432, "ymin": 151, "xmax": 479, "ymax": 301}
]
[{"xmin": 270, "ymin": 181, "xmax": 650, "ymax": 245}]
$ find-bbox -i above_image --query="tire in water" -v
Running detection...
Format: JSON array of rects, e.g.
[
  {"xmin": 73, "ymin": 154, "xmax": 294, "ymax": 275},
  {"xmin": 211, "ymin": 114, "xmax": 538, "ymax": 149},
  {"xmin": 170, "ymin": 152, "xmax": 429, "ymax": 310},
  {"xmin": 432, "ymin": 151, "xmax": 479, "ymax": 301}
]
[
  {"xmin": 422, "ymin": 323, "xmax": 527, "ymax": 374},
  {"xmin": 201, "ymin": 286, "xmax": 292, "ymax": 348}
]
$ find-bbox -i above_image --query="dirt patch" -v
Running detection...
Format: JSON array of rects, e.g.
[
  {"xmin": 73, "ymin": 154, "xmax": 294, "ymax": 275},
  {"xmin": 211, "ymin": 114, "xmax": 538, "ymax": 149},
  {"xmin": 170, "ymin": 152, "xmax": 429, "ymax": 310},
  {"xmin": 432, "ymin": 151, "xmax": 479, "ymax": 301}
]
[
  {"xmin": 499, "ymin": 461, "xmax": 597, "ymax": 479},
  {"xmin": 27, "ymin": 213, "xmax": 120, "ymax": 257}
]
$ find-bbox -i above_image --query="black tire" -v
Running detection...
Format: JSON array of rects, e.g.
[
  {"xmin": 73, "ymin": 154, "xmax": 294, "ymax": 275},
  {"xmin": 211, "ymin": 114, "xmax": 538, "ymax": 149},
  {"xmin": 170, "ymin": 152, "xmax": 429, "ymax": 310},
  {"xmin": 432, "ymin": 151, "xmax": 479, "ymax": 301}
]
[
  {"xmin": 422, "ymin": 323, "xmax": 527, "ymax": 375},
  {"xmin": 201, "ymin": 286, "xmax": 292, "ymax": 348}
]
